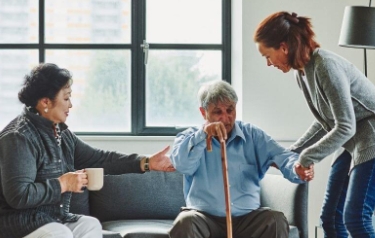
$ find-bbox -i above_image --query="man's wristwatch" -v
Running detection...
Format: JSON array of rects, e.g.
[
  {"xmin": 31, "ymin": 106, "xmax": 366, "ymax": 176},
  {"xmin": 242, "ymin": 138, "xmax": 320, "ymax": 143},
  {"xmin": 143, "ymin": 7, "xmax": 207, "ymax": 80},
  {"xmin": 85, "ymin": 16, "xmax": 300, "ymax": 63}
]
[{"xmin": 143, "ymin": 157, "xmax": 150, "ymax": 172}]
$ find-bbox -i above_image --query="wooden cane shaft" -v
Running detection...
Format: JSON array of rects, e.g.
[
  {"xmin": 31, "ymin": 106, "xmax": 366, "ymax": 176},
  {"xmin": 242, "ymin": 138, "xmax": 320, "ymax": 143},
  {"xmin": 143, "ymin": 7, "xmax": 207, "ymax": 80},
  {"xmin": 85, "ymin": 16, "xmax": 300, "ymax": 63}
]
[
  {"xmin": 206, "ymin": 136, "xmax": 212, "ymax": 152},
  {"xmin": 221, "ymin": 141, "xmax": 233, "ymax": 238}
]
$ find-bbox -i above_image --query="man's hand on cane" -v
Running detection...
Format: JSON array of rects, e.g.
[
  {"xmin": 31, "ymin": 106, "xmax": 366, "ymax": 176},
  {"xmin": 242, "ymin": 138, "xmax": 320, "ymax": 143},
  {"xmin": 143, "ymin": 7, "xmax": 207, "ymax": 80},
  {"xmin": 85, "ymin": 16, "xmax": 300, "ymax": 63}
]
[
  {"xmin": 204, "ymin": 122, "xmax": 227, "ymax": 151},
  {"xmin": 204, "ymin": 121, "xmax": 227, "ymax": 140}
]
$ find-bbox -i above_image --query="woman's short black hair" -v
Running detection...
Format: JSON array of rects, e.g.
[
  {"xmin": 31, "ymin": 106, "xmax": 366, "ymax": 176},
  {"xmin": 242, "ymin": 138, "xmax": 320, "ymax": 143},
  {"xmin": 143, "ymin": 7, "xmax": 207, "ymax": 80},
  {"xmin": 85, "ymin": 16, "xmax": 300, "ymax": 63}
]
[{"xmin": 18, "ymin": 63, "xmax": 73, "ymax": 107}]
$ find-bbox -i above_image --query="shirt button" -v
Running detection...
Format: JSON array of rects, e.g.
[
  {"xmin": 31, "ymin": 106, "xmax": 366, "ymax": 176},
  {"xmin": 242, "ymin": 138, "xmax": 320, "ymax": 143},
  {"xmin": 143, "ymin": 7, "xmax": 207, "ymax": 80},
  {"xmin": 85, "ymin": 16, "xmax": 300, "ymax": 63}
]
[
  {"xmin": 60, "ymin": 204, "xmax": 63, "ymax": 208},
  {"xmin": 58, "ymin": 160, "xmax": 61, "ymax": 163},
  {"xmin": 231, "ymin": 203, "xmax": 234, "ymax": 205}
]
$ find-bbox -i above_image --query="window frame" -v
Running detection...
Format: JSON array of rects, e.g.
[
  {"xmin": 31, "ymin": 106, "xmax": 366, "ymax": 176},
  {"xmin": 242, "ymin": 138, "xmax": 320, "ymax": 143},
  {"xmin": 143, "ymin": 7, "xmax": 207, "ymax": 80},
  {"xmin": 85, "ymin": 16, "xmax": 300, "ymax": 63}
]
[{"xmin": 0, "ymin": 0, "xmax": 231, "ymax": 136}]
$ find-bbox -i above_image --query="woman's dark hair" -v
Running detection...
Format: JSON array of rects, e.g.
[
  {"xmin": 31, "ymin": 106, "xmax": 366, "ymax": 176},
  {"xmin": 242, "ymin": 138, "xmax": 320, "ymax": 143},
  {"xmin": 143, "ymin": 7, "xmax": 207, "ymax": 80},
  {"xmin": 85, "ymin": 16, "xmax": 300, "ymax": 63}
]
[
  {"xmin": 254, "ymin": 11, "xmax": 320, "ymax": 69},
  {"xmin": 18, "ymin": 63, "xmax": 72, "ymax": 107}
]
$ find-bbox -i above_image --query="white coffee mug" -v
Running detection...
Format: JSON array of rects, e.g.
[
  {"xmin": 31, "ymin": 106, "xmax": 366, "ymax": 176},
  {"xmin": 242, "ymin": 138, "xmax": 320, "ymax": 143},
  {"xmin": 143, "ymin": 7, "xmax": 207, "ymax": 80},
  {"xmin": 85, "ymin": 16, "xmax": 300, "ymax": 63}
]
[{"xmin": 85, "ymin": 168, "xmax": 104, "ymax": 191}]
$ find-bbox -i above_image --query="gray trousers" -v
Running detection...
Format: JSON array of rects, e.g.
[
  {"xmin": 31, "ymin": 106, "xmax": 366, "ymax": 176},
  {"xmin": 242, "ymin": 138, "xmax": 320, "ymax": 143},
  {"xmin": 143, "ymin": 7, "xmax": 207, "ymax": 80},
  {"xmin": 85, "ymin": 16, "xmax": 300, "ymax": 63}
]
[{"xmin": 169, "ymin": 207, "xmax": 289, "ymax": 238}]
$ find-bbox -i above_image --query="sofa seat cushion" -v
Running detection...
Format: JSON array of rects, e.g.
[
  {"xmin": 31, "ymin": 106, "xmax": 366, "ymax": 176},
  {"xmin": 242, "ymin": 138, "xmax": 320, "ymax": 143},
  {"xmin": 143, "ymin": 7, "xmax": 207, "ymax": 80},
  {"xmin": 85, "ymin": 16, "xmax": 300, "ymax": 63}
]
[{"xmin": 102, "ymin": 219, "xmax": 173, "ymax": 238}]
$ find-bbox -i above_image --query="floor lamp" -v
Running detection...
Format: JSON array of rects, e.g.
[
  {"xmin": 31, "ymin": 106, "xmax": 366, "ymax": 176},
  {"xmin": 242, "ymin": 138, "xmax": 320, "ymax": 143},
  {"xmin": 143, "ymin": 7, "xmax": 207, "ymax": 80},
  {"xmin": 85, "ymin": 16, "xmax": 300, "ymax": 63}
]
[{"xmin": 338, "ymin": 0, "xmax": 375, "ymax": 77}]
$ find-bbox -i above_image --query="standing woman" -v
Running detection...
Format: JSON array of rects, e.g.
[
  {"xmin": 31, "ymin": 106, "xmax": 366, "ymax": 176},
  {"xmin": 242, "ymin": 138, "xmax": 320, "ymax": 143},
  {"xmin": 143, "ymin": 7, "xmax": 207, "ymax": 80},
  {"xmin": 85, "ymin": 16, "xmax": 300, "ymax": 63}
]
[{"xmin": 254, "ymin": 11, "xmax": 375, "ymax": 237}]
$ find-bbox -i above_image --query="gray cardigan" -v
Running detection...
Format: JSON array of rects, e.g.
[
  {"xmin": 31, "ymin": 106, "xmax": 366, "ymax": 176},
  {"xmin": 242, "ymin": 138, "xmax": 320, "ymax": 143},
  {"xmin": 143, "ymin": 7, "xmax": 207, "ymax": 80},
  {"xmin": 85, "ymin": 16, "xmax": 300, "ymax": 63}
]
[
  {"xmin": 0, "ymin": 108, "xmax": 144, "ymax": 238},
  {"xmin": 290, "ymin": 48, "xmax": 375, "ymax": 168}
]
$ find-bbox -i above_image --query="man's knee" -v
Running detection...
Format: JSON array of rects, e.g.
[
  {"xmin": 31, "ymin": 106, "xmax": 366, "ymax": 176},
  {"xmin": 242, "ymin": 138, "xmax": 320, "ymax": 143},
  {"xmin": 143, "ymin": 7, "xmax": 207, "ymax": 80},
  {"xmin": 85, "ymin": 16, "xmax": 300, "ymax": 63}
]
[
  {"xmin": 272, "ymin": 210, "xmax": 288, "ymax": 224},
  {"xmin": 260, "ymin": 210, "xmax": 289, "ymax": 235},
  {"xmin": 271, "ymin": 211, "xmax": 289, "ymax": 237},
  {"xmin": 257, "ymin": 209, "xmax": 288, "ymax": 224},
  {"xmin": 169, "ymin": 210, "xmax": 208, "ymax": 238},
  {"xmin": 171, "ymin": 210, "xmax": 197, "ymax": 229}
]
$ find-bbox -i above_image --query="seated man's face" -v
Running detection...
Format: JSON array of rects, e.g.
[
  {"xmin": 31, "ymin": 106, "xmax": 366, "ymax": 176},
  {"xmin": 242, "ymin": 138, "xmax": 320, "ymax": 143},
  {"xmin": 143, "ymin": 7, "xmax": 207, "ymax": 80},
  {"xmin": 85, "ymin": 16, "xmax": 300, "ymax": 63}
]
[{"xmin": 204, "ymin": 101, "xmax": 236, "ymax": 135}]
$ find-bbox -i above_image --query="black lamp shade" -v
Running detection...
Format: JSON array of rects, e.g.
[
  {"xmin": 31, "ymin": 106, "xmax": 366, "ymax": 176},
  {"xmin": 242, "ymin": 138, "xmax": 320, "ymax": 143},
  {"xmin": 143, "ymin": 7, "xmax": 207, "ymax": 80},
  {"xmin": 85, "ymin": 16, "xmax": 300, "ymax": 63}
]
[{"xmin": 339, "ymin": 6, "xmax": 375, "ymax": 49}]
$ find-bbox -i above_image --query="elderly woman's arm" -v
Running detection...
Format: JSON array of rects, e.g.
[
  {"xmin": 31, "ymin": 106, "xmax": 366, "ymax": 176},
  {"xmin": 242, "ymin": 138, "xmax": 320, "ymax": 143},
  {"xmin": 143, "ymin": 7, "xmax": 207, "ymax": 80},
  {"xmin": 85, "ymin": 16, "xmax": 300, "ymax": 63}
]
[{"xmin": 0, "ymin": 133, "xmax": 61, "ymax": 209}]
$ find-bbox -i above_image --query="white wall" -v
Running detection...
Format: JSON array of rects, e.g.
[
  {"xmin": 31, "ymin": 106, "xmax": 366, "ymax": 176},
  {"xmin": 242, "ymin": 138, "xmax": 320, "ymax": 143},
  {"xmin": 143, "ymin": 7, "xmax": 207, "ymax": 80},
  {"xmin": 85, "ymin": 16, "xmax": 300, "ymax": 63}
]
[{"xmin": 80, "ymin": 1, "xmax": 375, "ymax": 237}]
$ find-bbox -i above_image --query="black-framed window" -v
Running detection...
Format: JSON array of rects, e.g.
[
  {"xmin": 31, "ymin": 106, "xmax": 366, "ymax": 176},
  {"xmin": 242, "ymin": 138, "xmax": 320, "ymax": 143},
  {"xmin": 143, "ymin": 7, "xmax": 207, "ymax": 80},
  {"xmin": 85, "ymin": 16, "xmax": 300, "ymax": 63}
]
[{"xmin": 0, "ymin": 0, "xmax": 231, "ymax": 136}]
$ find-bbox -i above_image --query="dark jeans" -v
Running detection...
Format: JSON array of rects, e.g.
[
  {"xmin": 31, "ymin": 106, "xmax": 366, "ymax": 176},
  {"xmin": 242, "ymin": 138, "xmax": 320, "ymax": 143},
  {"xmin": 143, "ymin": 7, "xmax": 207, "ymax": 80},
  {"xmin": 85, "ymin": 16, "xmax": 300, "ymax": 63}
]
[
  {"xmin": 169, "ymin": 207, "xmax": 289, "ymax": 238},
  {"xmin": 320, "ymin": 150, "xmax": 375, "ymax": 238}
]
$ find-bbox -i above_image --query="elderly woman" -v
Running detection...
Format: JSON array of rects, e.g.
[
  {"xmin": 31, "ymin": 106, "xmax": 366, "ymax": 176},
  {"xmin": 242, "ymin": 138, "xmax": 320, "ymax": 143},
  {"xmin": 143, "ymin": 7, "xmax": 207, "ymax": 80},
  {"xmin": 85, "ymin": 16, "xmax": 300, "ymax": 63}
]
[{"xmin": 0, "ymin": 63, "xmax": 175, "ymax": 238}]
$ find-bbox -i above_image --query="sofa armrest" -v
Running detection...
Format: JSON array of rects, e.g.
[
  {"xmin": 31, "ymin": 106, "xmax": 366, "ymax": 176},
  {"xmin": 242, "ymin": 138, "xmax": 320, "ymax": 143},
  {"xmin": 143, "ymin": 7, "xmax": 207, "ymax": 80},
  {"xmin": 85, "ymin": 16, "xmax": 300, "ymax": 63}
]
[{"xmin": 260, "ymin": 174, "xmax": 308, "ymax": 238}]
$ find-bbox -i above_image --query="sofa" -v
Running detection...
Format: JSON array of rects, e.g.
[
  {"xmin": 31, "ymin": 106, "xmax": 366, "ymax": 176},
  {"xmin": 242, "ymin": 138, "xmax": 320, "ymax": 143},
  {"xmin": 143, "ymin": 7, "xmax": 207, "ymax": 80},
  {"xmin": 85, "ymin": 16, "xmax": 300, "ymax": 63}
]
[{"xmin": 70, "ymin": 171, "xmax": 308, "ymax": 238}]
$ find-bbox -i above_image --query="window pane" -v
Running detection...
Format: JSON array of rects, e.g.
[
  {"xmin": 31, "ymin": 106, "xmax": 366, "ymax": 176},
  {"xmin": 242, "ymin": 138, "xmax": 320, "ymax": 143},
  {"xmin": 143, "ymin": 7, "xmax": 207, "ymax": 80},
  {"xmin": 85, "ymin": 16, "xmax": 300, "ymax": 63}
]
[
  {"xmin": 46, "ymin": 50, "xmax": 131, "ymax": 132},
  {"xmin": 45, "ymin": 0, "xmax": 131, "ymax": 44},
  {"xmin": 0, "ymin": 0, "xmax": 38, "ymax": 43},
  {"xmin": 146, "ymin": 0, "xmax": 221, "ymax": 44},
  {"xmin": 146, "ymin": 50, "xmax": 221, "ymax": 127},
  {"xmin": 0, "ymin": 50, "xmax": 38, "ymax": 130}
]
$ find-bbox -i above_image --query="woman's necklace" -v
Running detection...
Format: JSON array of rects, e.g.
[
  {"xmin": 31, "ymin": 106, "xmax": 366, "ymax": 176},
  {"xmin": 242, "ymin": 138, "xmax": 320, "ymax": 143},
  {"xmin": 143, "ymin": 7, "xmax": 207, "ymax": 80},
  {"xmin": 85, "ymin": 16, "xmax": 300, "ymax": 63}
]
[{"xmin": 54, "ymin": 124, "xmax": 62, "ymax": 146}]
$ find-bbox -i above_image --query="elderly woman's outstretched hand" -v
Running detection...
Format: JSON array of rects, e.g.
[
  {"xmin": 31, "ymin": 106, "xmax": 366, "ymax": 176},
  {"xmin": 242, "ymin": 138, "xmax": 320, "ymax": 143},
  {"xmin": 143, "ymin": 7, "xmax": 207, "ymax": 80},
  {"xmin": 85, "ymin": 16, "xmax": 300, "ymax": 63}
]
[{"xmin": 149, "ymin": 146, "xmax": 176, "ymax": 172}]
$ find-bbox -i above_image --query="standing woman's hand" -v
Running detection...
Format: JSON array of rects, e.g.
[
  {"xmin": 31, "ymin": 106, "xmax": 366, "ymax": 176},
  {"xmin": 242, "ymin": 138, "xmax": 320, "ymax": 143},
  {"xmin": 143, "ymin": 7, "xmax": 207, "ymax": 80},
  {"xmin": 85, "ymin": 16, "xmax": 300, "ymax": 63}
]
[
  {"xmin": 58, "ymin": 170, "xmax": 88, "ymax": 193},
  {"xmin": 294, "ymin": 162, "xmax": 314, "ymax": 181}
]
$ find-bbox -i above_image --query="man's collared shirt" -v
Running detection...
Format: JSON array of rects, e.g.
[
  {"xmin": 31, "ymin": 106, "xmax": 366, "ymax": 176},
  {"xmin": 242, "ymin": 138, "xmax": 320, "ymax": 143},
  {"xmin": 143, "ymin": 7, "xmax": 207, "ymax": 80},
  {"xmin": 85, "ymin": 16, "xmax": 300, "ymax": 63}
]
[{"xmin": 171, "ymin": 121, "xmax": 303, "ymax": 217}]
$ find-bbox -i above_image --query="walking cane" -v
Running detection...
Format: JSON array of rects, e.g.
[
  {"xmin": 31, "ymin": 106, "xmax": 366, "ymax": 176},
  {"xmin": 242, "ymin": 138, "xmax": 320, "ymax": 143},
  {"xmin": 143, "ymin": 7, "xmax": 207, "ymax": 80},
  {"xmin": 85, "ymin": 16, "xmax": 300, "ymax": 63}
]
[{"xmin": 207, "ymin": 137, "xmax": 233, "ymax": 238}]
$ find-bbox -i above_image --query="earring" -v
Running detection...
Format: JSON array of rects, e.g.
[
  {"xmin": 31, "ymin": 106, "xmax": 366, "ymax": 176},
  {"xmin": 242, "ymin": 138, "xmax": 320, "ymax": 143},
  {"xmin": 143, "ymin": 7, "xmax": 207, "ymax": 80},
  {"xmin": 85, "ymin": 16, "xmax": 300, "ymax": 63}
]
[{"xmin": 44, "ymin": 108, "xmax": 48, "ymax": 113}]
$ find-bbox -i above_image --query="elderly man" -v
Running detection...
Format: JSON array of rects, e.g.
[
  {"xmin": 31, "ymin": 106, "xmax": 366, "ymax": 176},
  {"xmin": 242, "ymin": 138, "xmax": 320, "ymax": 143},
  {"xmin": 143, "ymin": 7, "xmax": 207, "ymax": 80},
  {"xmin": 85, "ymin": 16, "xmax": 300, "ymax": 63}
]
[{"xmin": 169, "ymin": 80, "xmax": 313, "ymax": 238}]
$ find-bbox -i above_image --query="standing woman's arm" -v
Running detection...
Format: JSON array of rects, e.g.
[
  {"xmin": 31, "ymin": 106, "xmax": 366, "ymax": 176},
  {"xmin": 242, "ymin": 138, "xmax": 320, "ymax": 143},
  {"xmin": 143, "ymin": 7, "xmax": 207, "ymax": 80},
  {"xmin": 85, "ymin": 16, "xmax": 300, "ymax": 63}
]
[{"xmin": 298, "ymin": 59, "xmax": 355, "ymax": 167}]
